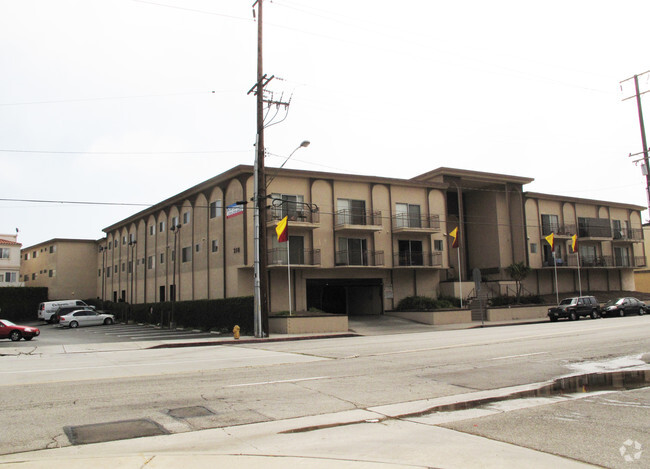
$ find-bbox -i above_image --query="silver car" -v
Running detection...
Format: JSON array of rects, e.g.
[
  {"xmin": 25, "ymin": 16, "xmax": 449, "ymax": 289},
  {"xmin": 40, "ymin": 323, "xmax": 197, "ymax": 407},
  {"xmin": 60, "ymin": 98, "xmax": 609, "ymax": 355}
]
[{"xmin": 59, "ymin": 310, "xmax": 115, "ymax": 328}]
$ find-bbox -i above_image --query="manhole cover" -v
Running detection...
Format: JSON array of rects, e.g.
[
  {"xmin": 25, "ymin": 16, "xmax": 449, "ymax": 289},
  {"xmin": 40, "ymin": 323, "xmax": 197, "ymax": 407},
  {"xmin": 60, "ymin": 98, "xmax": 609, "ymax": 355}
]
[
  {"xmin": 64, "ymin": 419, "xmax": 168, "ymax": 445},
  {"xmin": 168, "ymin": 406, "xmax": 214, "ymax": 419}
]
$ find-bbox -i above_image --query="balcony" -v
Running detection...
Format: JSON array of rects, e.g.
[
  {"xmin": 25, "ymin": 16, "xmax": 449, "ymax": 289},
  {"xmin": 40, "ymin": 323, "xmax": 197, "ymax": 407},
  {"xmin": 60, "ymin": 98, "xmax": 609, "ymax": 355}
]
[
  {"xmin": 612, "ymin": 226, "xmax": 643, "ymax": 242},
  {"xmin": 268, "ymin": 207, "xmax": 320, "ymax": 229},
  {"xmin": 392, "ymin": 214, "xmax": 441, "ymax": 233},
  {"xmin": 393, "ymin": 251, "xmax": 443, "ymax": 267},
  {"xmin": 268, "ymin": 248, "xmax": 321, "ymax": 267},
  {"xmin": 335, "ymin": 250, "xmax": 384, "ymax": 266},
  {"xmin": 578, "ymin": 218, "xmax": 612, "ymax": 239},
  {"xmin": 334, "ymin": 210, "xmax": 382, "ymax": 232}
]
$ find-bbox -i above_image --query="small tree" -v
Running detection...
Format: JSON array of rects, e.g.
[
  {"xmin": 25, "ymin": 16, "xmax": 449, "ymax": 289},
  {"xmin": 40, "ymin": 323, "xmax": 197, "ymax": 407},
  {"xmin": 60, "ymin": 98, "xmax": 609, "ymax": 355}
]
[{"xmin": 505, "ymin": 262, "xmax": 531, "ymax": 303}]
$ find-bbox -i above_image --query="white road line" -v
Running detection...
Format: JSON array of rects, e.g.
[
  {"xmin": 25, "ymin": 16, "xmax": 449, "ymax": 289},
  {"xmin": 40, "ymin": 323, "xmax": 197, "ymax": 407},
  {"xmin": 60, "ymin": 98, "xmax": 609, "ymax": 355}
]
[
  {"xmin": 225, "ymin": 376, "xmax": 330, "ymax": 388},
  {"xmin": 491, "ymin": 352, "xmax": 548, "ymax": 360}
]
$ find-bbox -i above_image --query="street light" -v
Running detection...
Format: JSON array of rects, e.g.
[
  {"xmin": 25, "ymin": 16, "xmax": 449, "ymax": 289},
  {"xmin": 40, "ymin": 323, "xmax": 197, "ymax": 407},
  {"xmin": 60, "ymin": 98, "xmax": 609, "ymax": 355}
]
[
  {"xmin": 254, "ymin": 140, "xmax": 311, "ymax": 338},
  {"xmin": 98, "ymin": 245, "xmax": 107, "ymax": 303},
  {"xmin": 170, "ymin": 224, "xmax": 181, "ymax": 328},
  {"xmin": 128, "ymin": 240, "xmax": 137, "ymax": 305}
]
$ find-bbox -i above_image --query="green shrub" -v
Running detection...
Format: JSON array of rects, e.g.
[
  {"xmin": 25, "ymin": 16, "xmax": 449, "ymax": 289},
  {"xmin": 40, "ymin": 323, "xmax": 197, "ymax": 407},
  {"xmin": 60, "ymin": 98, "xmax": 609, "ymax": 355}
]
[
  {"xmin": 395, "ymin": 295, "xmax": 459, "ymax": 311},
  {"xmin": 101, "ymin": 297, "xmax": 255, "ymax": 335},
  {"xmin": 0, "ymin": 287, "xmax": 48, "ymax": 322}
]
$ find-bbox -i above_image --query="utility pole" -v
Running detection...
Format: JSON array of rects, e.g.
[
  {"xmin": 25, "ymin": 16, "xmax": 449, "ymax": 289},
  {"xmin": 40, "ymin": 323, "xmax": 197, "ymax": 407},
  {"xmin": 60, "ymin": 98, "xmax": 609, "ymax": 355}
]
[
  {"xmin": 249, "ymin": 0, "xmax": 292, "ymax": 337},
  {"xmin": 621, "ymin": 71, "xmax": 650, "ymax": 210}
]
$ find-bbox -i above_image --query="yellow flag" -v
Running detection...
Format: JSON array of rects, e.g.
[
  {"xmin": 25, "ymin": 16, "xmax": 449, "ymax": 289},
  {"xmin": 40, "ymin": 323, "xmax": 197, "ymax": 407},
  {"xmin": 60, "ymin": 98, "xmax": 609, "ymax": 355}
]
[
  {"xmin": 449, "ymin": 227, "xmax": 459, "ymax": 248},
  {"xmin": 276, "ymin": 216, "xmax": 288, "ymax": 243},
  {"xmin": 545, "ymin": 232, "xmax": 554, "ymax": 251},
  {"xmin": 571, "ymin": 234, "xmax": 578, "ymax": 253}
]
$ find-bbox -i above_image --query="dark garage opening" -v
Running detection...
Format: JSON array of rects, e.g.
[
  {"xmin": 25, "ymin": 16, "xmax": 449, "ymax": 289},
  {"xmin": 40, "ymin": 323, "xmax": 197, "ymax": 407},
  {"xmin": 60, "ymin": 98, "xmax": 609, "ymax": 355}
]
[{"xmin": 306, "ymin": 279, "xmax": 383, "ymax": 315}]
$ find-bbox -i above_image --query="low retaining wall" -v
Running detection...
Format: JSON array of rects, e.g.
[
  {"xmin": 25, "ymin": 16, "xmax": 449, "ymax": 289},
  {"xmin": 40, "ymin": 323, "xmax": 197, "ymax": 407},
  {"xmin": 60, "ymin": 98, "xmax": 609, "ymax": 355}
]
[
  {"xmin": 387, "ymin": 309, "xmax": 472, "ymax": 325},
  {"xmin": 269, "ymin": 314, "xmax": 349, "ymax": 334},
  {"xmin": 388, "ymin": 305, "xmax": 549, "ymax": 325},
  {"xmin": 486, "ymin": 305, "xmax": 549, "ymax": 321}
]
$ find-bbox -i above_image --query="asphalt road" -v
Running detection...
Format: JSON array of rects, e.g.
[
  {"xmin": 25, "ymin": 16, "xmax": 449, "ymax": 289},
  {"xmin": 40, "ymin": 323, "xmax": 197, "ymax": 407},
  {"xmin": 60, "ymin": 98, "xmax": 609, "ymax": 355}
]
[{"xmin": 1, "ymin": 315, "xmax": 649, "ymax": 467}]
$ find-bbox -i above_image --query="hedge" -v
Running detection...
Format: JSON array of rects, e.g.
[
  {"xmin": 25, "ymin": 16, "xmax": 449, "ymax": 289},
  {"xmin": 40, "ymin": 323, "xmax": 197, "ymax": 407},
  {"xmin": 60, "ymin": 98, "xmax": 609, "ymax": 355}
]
[
  {"xmin": 395, "ymin": 295, "xmax": 460, "ymax": 311},
  {"xmin": 96, "ymin": 296, "xmax": 255, "ymax": 335},
  {"xmin": 0, "ymin": 287, "xmax": 48, "ymax": 322}
]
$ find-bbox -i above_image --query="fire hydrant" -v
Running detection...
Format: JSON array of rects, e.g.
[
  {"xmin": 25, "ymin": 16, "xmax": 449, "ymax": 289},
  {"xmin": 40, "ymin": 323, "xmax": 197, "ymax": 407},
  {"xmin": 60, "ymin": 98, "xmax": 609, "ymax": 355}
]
[{"xmin": 233, "ymin": 325, "xmax": 240, "ymax": 340}]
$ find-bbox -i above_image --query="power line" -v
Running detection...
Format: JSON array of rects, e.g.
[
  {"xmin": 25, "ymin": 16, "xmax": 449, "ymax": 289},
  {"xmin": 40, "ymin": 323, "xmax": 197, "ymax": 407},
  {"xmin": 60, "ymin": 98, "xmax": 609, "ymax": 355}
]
[{"xmin": 0, "ymin": 149, "xmax": 249, "ymax": 155}]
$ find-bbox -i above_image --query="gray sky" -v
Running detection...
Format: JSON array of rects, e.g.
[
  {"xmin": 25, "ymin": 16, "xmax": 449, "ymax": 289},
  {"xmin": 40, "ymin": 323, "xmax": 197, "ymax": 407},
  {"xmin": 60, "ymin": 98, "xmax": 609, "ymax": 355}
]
[{"xmin": 2, "ymin": 0, "xmax": 650, "ymax": 248}]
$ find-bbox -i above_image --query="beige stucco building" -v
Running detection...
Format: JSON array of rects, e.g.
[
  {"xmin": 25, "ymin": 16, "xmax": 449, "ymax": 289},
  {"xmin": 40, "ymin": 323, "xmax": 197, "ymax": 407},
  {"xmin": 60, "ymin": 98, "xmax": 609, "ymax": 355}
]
[
  {"xmin": 20, "ymin": 239, "xmax": 98, "ymax": 300},
  {"xmin": 0, "ymin": 234, "xmax": 23, "ymax": 287},
  {"xmin": 95, "ymin": 165, "xmax": 646, "ymax": 314}
]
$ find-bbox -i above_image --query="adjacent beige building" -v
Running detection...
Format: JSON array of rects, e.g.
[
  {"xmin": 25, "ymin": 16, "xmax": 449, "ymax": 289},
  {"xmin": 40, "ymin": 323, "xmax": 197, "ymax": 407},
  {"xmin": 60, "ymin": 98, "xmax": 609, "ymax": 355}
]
[
  {"xmin": 95, "ymin": 165, "xmax": 646, "ymax": 314},
  {"xmin": 20, "ymin": 239, "xmax": 98, "ymax": 300},
  {"xmin": 0, "ymin": 234, "xmax": 23, "ymax": 287}
]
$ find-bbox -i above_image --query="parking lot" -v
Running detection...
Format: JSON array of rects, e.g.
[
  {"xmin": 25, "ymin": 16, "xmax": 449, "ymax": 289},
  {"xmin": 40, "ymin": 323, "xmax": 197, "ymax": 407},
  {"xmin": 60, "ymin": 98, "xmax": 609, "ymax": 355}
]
[{"xmin": 0, "ymin": 320, "xmax": 223, "ymax": 347}]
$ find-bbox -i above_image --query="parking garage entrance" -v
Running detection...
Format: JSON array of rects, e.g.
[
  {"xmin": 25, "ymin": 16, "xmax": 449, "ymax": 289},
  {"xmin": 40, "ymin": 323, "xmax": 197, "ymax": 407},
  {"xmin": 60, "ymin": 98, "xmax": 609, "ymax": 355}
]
[{"xmin": 306, "ymin": 278, "xmax": 383, "ymax": 315}]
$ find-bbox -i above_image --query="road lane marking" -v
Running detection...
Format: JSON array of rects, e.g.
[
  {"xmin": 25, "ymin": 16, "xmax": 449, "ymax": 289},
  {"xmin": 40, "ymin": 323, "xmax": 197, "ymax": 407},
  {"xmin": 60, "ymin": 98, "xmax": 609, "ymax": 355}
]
[
  {"xmin": 491, "ymin": 352, "xmax": 548, "ymax": 360},
  {"xmin": 225, "ymin": 376, "xmax": 330, "ymax": 388}
]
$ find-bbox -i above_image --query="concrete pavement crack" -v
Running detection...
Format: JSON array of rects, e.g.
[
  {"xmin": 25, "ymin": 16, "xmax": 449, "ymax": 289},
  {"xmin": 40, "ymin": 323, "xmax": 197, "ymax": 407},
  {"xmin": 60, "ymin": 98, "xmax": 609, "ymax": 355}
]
[{"xmin": 140, "ymin": 455, "xmax": 156, "ymax": 467}]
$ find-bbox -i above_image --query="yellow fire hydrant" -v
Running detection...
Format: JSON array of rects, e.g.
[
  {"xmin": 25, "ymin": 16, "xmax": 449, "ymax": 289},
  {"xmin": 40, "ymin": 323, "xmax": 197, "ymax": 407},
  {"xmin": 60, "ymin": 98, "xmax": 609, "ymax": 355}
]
[{"xmin": 233, "ymin": 325, "xmax": 240, "ymax": 340}]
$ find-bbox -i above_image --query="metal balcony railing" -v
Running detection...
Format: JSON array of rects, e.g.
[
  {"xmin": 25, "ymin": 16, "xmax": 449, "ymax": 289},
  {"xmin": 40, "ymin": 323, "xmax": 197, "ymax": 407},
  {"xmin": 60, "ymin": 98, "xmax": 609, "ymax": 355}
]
[
  {"xmin": 612, "ymin": 227, "xmax": 643, "ymax": 241},
  {"xmin": 335, "ymin": 209, "xmax": 382, "ymax": 227},
  {"xmin": 541, "ymin": 223, "xmax": 576, "ymax": 236},
  {"xmin": 268, "ymin": 248, "xmax": 321, "ymax": 266},
  {"xmin": 393, "ymin": 251, "xmax": 443, "ymax": 267},
  {"xmin": 268, "ymin": 206, "xmax": 319, "ymax": 224},
  {"xmin": 335, "ymin": 250, "xmax": 384, "ymax": 266},
  {"xmin": 392, "ymin": 214, "xmax": 441, "ymax": 231}
]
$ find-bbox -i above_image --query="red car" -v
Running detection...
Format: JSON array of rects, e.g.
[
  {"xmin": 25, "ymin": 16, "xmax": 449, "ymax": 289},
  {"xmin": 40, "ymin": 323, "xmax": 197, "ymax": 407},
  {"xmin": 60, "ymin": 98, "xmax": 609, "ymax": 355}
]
[{"xmin": 0, "ymin": 319, "xmax": 40, "ymax": 341}]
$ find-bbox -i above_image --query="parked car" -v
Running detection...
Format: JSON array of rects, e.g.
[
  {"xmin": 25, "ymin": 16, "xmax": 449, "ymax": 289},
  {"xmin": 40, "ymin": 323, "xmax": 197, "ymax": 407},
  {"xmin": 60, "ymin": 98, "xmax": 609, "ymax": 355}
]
[
  {"xmin": 601, "ymin": 297, "xmax": 648, "ymax": 317},
  {"xmin": 0, "ymin": 319, "xmax": 40, "ymax": 341},
  {"xmin": 50, "ymin": 306, "xmax": 96, "ymax": 324},
  {"xmin": 59, "ymin": 310, "xmax": 115, "ymax": 328},
  {"xmin": 548, "ymin": 296, "xmax": 601, "ymax": 321}
]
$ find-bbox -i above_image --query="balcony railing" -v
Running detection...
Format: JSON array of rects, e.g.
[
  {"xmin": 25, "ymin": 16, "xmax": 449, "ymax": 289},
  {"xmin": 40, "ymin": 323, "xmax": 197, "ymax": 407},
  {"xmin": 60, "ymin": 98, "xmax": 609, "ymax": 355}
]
[
  {"xmin": 392, "ymin": 214, "xmax": 441, "ymax": 231},
  {"xmin": 335, "ymin": 209, "xmax": 382, "ymax": 227},
  {"xmin": 541, "ymin": 223, "xmax": 576, "ymax": 237},
  {"xmin": 335, "ymin": 250, "xmax": 384, "ymax": 266},
  {"xmin": 268, "ymin": 207, "xmax": 320, "ymax": 224},
  {"xmin": 268, "ymin": 248, "xmax": 321, "ymax": 266},
  {"xmin": 612, "ymin": 227, "xmax": 643, "ymax": 241},
  {"xmin": 578, "ymin": 218, "xmax": 612, "ymax": 238},
  {"xmin": 393, "ymin": 251, "xmax": 443, "ymax": 267}
]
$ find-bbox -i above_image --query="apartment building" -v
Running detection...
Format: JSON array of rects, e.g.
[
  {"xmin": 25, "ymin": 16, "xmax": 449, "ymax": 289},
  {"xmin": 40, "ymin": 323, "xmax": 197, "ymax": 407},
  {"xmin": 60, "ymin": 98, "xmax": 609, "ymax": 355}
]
[
  {"xmin": 21, "ymin": 239, "xmax": 98, "ymax": 300},
  {"xmin": 0, "ymin": 234, "xmax": 23, "ymax": 287},
  {"xmin": 96, "ymin": 164, "xmax": 646, "ymax": 314}
]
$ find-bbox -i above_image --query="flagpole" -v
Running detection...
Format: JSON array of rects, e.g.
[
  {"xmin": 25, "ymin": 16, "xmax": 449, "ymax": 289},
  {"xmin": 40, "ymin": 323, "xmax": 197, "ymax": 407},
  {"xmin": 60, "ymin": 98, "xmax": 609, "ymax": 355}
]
[
  {"xmin": 287, "ymin": 237, "xmax": 292, "ymax": 316},
  {"xmin": 553, "ymin": 251, "xmax": 559, "ymax": 305},
  {"xmin": 576, "ymin": 251, "xmax": 582, "ymax": 297},
  {"xmin": 457, "ymin": 247, "xmax": 463, "ymax": 308}
]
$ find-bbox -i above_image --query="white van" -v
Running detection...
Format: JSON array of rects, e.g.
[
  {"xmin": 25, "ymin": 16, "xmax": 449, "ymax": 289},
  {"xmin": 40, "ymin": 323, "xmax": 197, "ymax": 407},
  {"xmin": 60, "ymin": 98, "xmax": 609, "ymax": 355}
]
[{"xmin": 37, "ymin": 300, "xmax": 94, "ymax": 322}]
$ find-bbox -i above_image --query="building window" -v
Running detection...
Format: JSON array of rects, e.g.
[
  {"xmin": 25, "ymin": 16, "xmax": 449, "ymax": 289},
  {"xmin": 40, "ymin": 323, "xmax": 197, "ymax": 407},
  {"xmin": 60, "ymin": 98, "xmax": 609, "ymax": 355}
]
[
  {"xmin": 209, "ymin": 200, "xmax": 222, "ymax": 219},
  {"xmin": 49, "ymin": 245, "xmax": 56, "ymax": 253},
  {"xmin": 106, "ymin": 268, "xmax": 110, "ymax": 278},
  {"xmin": 24, "ymin": 274, "xmax": 28, "ymax": 282},
  {"xmin": 49, "ymin": 269, "xmax": 55, "ymax": 277},
  {"xmin": 541, "ymin": 214, "xmax": 559, "ymax": 236},
  {"xmin": 4, "ymin": 272, "xmax": 16, "ymax": 282},
  {"xmin": 159, "ymin": 221, "xmax": 166, "ymax": 232},
  {"xmin": 337, "ymin": 237, "xmax": 368, "ymax": 266},
  {"xmin": 434, "ymin": 240, "xmax": 443, "ymax": 251},
  {"xmin": 122, "ymin": 263, "xmax": 125, "ymax": 272},
  {"xmin": 24, "ymin": 253, "xmax": 29, "ymax": 260},
  {"xmin": 336, "ymin": 199, "xmax": 367, "ymax": 225},
  {"xmin": 530, "ymin": 243, "xmax": 538, "ymax": 254},
  {"xmin": 148, "ymin": 256, "xmax": 154, "ymax": 270},
  {"xmin": 171, "ymin": 216, "xmax": 178, "ymax": 228},
  {"xmin": 398, "ymin": 240, "xmax": 423, "ymax": 266},
  {"xmin": 0, "ymin": 248, "xmax": 9, "ymax": 259},
  {"xmin": 129, "ymin": 233, "xmax": 135, "ymax": 243},
  {"xmin": 211, "ymin": 239, "xmax": 219, "ymax": 253},
  {"xmin": 182, "ymin": 246, "xmax": 192, "ymax": 263},
  {"xmin": 114, "ymin": 265, "xmax": 118, "ymax": 273},
  {"xmin": 31, "ymin": 273, "xmax": 36, "ymax": 280},
  {"xmin": 98, "ymin": 269, "xmax": 101, "ymax": 277},
  {"xmin": 32, "ymin": 250, "xmax": 38, "ymax": 258},
  {"xmin": 395, "ymin": 203, "xmax": 421, "ymax": 228},
  {"xmin": 160, "ymin": 253, "xmax": 165, "ymax": 264},
  {"xmin": 183, "ymin": 211, "xmax": 190, "ymax": 224},
  {"xmin": 270, "ymin": 193, "xmax": 305, "ymax": 221}
]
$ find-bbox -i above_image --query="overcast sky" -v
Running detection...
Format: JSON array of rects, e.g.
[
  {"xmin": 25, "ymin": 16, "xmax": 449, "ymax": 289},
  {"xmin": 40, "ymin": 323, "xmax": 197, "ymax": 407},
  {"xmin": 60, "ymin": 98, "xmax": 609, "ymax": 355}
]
[{"xmin": 2, "ymin": 0, "xmax": 650, "ymax": 249}]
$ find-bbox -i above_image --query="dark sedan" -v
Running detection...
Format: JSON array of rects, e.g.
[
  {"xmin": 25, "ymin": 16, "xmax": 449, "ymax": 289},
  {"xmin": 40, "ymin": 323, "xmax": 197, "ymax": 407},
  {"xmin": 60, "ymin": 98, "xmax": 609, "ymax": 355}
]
[
  {"xmin": 601, "ymin": 297, "xmax": 648, "ymax": 317},
  {"xmin": 0, "ymin": 319, "xmax": 41, "ymax": 341}
]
